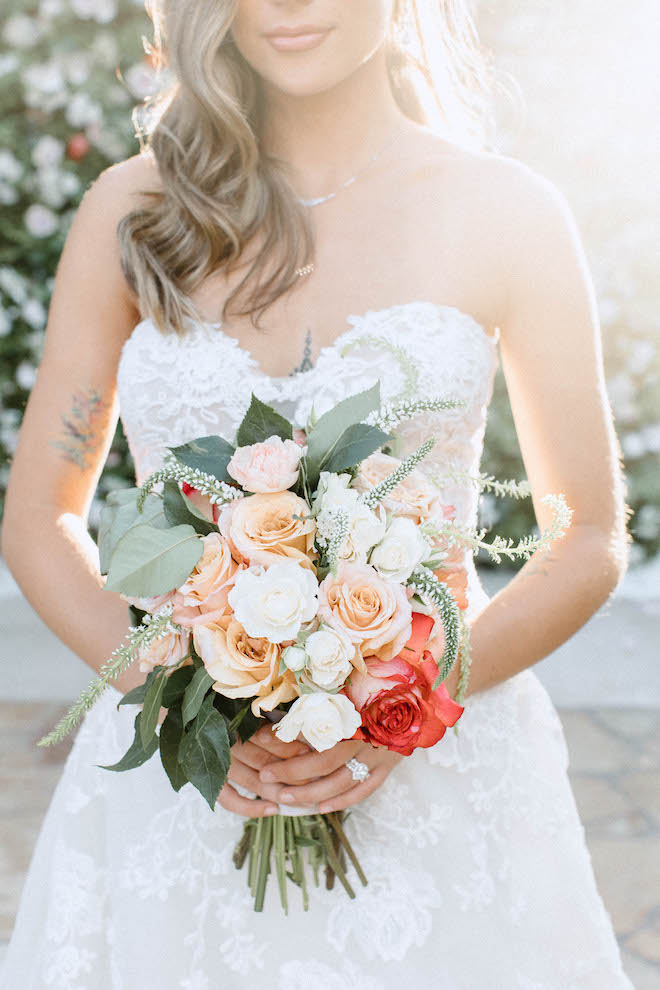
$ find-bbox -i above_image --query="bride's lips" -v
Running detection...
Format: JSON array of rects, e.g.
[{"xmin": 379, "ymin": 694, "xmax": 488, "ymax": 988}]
[{"xmin": 264, "ymin": 25, "xmax": 334, "ymax": 53}]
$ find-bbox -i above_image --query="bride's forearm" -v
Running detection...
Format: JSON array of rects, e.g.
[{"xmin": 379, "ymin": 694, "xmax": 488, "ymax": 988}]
[
  {"xmin": 2, "ymin": 511, "xmax": 144, "ymax": 696},
  {"xmin": 445, "ymin": 524, "xmax": 628, "ymax": 701}
]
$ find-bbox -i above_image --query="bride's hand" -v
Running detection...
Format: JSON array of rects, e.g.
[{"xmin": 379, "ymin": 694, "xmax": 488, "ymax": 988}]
[
  {"xmin": 216, "ymin": 729, "xmax": 312, "ymax": 817},
  {"xmin": 257, "ymin": 727, "xmax": 405, "ymax": 813}
]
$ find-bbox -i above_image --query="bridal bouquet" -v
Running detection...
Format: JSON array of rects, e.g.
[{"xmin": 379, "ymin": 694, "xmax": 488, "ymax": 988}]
[{"xmin": 39, "ymin": 383, "xmax": 572, "ymax": 912}]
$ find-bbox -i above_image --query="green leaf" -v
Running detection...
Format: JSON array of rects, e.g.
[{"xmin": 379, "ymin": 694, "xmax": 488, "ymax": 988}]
[
  {"xmin": 97, "ymin": 712, "xmax": 158, "ymax": 772},
  {"xmin": 116, "ymin": 669, "xmax": 157, "ymax": 710},
  {"xmin": 170, "ymin": 435, "xmax": 235, "ymax": 483},
  {"xmin": 323, "ymin": 423, "xmax": 392, "ymax": 474},
  {"xmin": 162, "ymin": 665, "xmax": 195, "ymax": 707},
  {"xmin": 159, "ymin": 705, "xmax": 188, "ymax": 792},
  {"xmin": 236, "ymin": 394, "xmax": 294, "ymax": 447},
  {"xmin": 304, "ymin": 383, "xmax": 381, "ymax": 487},
  {"xmin": 104, "ymin": 523, "xmax": 203, "ymax": 597},
  {"xmin": 140, "ymin": 671, "xmax": 168, "ymax": 748},
  {"xmin": 178, "ymin": 694, "xmax": 231, "ymax": 810},
  {"xmin": 98, "ymin": 488, "xmax": 166, "ymax": 575},
  {"xmin": 162, "ymin": 480, "xmax": 217, "ymax": 536},
  {"xmin": 181, "ymin": 667, "xmax": 214, "ymax": 727}
]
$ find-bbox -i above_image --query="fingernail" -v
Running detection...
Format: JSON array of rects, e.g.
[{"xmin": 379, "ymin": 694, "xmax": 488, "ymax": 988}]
[
  {"xmin": 260, "ymin": 769, "xmax": 275, "ymax": 782},
  {"xmin": 264, "ymin": 806, "xmax": 278, "ymax": 816},
  {"xmin": 279, "ymin": 792, "xmax": 294, "ymax": 803}
]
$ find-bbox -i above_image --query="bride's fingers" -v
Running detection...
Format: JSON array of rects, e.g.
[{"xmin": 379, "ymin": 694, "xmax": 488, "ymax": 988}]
[
  {"xmin": 227, "ymin": 758, "xmax": 286, "ymax": 802},
  {"xmin": 275, "ymin": 763, "xmax": 364, "ymax": 806},
  {"xmin": 259, "ymin": 739, "xmax": 363, "ymax": 785},
  {"xmin": 248, "ymin": 724, "xmax": 312, "ymax": 760},
  {"xmin": 232, "ymin": 739, "xmax": 286, "ymax": 773},
  {"xmin": 216, "ymin": 780, "xmax": 278, "ymax": 818},
  {"xmin": 317, "ymin": 765, "xmax": 389, "ymax": 814}
]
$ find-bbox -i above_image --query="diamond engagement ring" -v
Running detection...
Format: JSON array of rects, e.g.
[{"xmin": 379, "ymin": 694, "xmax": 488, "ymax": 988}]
[{"xmin": 345, "ymin": 757, "xmax": 371, "ymax": 783}]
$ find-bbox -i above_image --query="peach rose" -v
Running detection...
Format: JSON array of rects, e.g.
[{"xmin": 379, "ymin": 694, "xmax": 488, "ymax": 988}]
[
  {"xmin": 193, "ymin": 619, "xmax": 299, "ymax": 716},
  {"xmin": 352, "ymin": 452, "xmax": 443, "ymax": 523},
  {"xmin": 136, "ymin": 628, "xmax": 191, "ymax": 674},
  {"xmin": 176, "ymin": 533, "xmax": 240, "ymax": 622},
  {"xmin": 318, "ymin": 562, "xmax": 412, "ymax": 661},
  {"xmin": 218, "ymin": 491, "xmax": 316, "ymax": 571},
  {"xmin": 227, "ymin": 435, "xmax": 302, "ymax": 493}
]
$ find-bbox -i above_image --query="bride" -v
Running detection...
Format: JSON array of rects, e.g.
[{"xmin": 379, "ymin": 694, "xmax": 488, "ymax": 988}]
[{"xmin": 1, "ymin": 1, "xmax": 635, "ymax": 987}]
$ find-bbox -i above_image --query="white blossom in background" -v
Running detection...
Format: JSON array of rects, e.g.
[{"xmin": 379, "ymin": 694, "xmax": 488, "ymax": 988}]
[
  {"xmin": 0, "ymin": 268, "xmax": 29, "ymax": 305},
  {"xmin": 2, "ymin": 15, "xmax": 43, "ymax": 49},
  {"xmin": 0, "ymin": 150, "xmax": 25, "ymax": 184},
  {"xmin": 0, "ymin": 308, "xmax": 11, "ymax": 338},
  {"xmin": 90, "ymin": 32, "xmax": 119, "ymax": 69},
  {"xmin": 22, "ymin": 62, "xmax": 68, "ymax": 112},
  {"xmin": 31, "ymin": 135, "xmax": 65, "ymax": 170},
  {"xmin": 61, "ymin": 51, "xmax": 91, "ymax": 86},
  {"xmin": 0, "ymin": 54, "xmax": 20, "ymax": 78},
  {"xmin": 36, "ymin": 166, "xmax": 80, "ymax": 209},
  {"xmin": 39, "ymin": 0, "xmax": 66, "ymax": 18},
  {"xmin": 21, "ymin": 299, "xmax": 47, "ymax": 331},
  {"xmin": 65, "ymin": 91, "xmax": 103, "ymax": 128},
  {"xmin": 124, "ymin": 62, "xmax": 159, "ymax": 100},
  {"xmin": 70, "ymin": 0, "xmax": 118, "ymax": 24},
  {"xmin": 24, "ymin": 204, "xmax": 59, "ymax": 239},
  {"xmin": 15, "ymin": 362, "xmax": 37, "ymax": 391},
  {"xmin": 0, "ymin": 184, "xmax": 19, "ymax": 206}
]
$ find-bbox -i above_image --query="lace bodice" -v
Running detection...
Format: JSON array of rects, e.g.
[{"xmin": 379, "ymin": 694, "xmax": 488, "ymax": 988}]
[{"xmin": 116, "ymin": 300, "xmax": 499, "ymax": 530}]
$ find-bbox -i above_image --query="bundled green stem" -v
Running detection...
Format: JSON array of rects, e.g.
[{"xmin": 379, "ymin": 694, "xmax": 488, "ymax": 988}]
[
  {"xmin": 235, "ymin": 810, "xmax": 366, "ymax": 913},
  {"xmin": 36, "ymin": 608, "xmax": 181, "ymax": 747}
]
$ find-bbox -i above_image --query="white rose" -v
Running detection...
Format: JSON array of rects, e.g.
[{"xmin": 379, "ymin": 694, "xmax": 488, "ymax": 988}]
[
  {"xmin": 281, "ymin": 644, "xmax": 307, "ymax": 671},
  {"xmin": 300, "ymin": 625, "xmax": 355, "ymax": 691},
  {"xmin": 227, "ymin": 562, "xmax": 318, "ymax": 644},
  {"xmin": 369, "ymin": 516, "xmax": 429, "ymax": 583},
  {"xmin": 274, "ymin": 692, "xmax": 362, "ymax": 752},
  {"xmin": 316, "ymin": 477, "xmax": 386, "ymax": 564}
]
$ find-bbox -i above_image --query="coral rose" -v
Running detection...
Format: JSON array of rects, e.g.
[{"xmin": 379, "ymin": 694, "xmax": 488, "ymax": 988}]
[
  {"xmin": 227, "ymin": 435, "xmax": 302, "ymax": 493},
  {"xmin": 218, "ymin": 491, "xmax": 316, "ymax": 571},
  {"xmin": 318, "ymin": 562, "xmax": 412, "ymax": 661},
  {"xmin": 345, "ymin": 614, "xmax": 464, "ymax": 755},
  {"xmin": 193, "ymin": 619, "xmax": 298, "ymax": 717}
]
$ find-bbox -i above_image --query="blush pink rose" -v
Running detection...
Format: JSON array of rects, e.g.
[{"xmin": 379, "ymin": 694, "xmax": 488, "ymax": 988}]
[
  {"xmin": 344, "ymin": 613, "xmax": 464, "ymax": 755},
  {"xmin": 181, "ymin": 482, "xmax": 221, "ymax": 524},
  {"xmin": 136, "ymin": 628, "xmax": 191, "ymax": 675},
  {"xmin": 227, "ymin": 435, "xmax": 302, "ymax": 493},
  {"xmin": 352, "ymin": 452, "xmax": 444, "ymax": 523},
  {"xmin": 318, "ymin": 562, "xmax": 412, "ymax": 661}
]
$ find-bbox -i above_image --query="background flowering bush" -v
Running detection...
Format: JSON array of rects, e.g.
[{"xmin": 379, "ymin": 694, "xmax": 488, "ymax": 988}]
[{"xmin": 0, "ymin": 0, "xmax": 658, "ymax": 563}]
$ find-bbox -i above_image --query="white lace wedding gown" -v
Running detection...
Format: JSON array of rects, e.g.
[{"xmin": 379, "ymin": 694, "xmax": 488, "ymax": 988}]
[{"xmin": 1, "ymin": 302, "xmax": 635, "ymax": 990}]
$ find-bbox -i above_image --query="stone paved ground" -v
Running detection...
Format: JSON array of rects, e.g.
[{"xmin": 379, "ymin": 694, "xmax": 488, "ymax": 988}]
[{"xmin": 0, "ymin": 703, "xmax": 657, "ymax": 986}]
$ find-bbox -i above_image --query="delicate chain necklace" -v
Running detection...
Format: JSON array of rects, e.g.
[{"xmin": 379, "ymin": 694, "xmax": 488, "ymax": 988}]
[
  {"xmin": 296, "ymin": 128, "xmax": 400, "ymax": 208},
  {"xmin": 294, "ymin": 127, "xmax": 401, "ymax": 279}
]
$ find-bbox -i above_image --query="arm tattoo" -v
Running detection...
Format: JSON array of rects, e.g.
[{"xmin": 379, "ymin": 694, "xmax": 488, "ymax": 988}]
[
  {"xmin": 525, "ymin": 549, "xmax": 557, "ymax": 578},
  {"xmin": 49, "ymin": 387, "xmax": 110, "ymax": 469}
]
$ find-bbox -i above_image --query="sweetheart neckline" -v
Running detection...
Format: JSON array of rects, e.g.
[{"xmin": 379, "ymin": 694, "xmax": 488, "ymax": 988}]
[{"xmin": 121, "ymin": 299, "xmax": 498, "ymax": 384}]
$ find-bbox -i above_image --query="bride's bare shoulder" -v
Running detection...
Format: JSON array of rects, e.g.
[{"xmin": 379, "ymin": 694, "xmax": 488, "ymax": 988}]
[{"xmin": 94, "ymin": 149, "xmax": 165, "ymax": 208}]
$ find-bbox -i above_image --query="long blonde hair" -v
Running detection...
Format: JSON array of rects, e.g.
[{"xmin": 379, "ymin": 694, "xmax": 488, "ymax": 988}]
[{"xmin": 119, "ymin": 0, "xmax": 494, "ymax": 335}]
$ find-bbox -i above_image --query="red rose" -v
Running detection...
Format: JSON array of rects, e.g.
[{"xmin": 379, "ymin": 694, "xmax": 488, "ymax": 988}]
[{"xmin": 345, "ymin": 612, "xmax": 464, "ymax": 756}]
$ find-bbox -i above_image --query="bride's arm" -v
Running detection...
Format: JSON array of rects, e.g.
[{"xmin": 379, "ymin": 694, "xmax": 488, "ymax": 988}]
[
  {"xmin": 1, "ymin": 162, "xmax": 148, "ymax": 696},
  {"xmin": 443, "ymin": 161, "xmax": 629, "ymax": 700}
]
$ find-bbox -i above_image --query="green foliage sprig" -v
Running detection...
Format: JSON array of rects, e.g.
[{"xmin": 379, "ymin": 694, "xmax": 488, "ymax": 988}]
[
  {"xmin": 136, "ymin": 456, "xmax": 241, "ymax": 512},
  {"xmin": 361, "ymin": 437, "xmax": 437, "ymax": 509},
  {"xmin": 36, "ymin": 606, "xmax": 182, "ymax": 747},
  {"xmin": 367, "ymin": 396, "xmax": 466, "ymax": 433},
  {"xmin": 407, "ymin": 565, "xmax": 460, "ymax": 690},
  {"xmin": 423, "ymin": 493, "xmax": 573, "ymax": 564}
]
